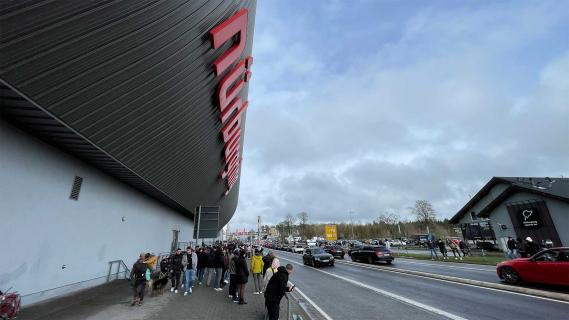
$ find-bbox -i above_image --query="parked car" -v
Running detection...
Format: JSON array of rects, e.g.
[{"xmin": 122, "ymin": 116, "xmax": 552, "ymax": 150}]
[
  {"xmin": 324, "ymin": 245, "xmax": 345, "ymax": 259},
  {"xmin": 390, "ymin": 239, "xmax": 407, "ymax": 246},
  {"xmin": 303, "ymin": 247, "xmax": 334, "ymax": 267},
  {"xmin": 348, "ymin": 245, "xmax": 363, "ymax": 258},
  {"xmin": 350, "ymin": 245, "xmax": 394, "ymax": 264},
  {"xmin": 497, "ymin": 247, "xmax": 569, "ymax": 286}
]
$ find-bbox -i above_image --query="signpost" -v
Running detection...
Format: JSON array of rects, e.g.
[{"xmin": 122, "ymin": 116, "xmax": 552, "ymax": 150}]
[{"xmin": 325, "ymin": 224, "xmax": 337, "ymax": 241}]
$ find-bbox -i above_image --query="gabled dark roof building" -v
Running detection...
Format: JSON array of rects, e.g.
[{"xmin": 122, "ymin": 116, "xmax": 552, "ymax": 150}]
[{"xmin": 450, "ymin": 177, "xmax": 569, "ymax": 251}]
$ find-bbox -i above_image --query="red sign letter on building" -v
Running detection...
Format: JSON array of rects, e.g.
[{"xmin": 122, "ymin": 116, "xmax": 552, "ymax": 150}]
[{"xmin": 210, "ymin": 8, "xmax": 248, "ymax": 76}]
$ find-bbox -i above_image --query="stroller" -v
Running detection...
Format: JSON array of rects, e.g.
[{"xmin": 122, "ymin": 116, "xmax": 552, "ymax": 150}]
[{"xmin": 0, "ymin": 288, "xmax": 21, "ymax": 320}]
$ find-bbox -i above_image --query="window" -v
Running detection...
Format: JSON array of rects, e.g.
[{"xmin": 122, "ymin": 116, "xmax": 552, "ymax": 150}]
[
  {"xmin": 470, "ymin": 211, "xmax": 478, "ymax": 221},
  {"xmin": 69, "ymin": 176, "xmax": 83, "ymax": 201}
]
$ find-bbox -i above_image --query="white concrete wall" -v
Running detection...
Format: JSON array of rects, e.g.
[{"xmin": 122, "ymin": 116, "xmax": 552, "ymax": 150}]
[{"xmin": 0, "ymin": 120, "xmax": 194, "ymax": 305}]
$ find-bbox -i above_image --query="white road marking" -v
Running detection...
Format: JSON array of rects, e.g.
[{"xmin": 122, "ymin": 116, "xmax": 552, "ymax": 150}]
[
  {"xmin": 281, "ymin": 256, "xmax": 469, "ymax": 320},
  {"xmin": 293, "ymin": 285, "xmax": 335, "ymax": 320},
  {"xmin": 393, "ymin": 259, "xmax": 494, "ymax": 272},
  {"xmin": 314, "ymin": 256, "xmax": 569, "ymax": 305}
]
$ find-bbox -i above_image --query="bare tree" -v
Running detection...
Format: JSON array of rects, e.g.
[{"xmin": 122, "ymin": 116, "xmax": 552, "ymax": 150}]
[
  {"xmin": 412, "ymin": 200, "xmax": 436, "ymax": 225},
  {"xmin": 297, "ymin": 211, "xmax": 309, "ymax": 239},
  {"xmin": 285, "ymin": 213, "xmax": 297, "ymax": 237}
]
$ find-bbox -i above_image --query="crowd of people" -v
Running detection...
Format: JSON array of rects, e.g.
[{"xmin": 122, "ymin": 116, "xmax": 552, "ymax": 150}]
[
  {"xmin": 426, "ymin": 238, "xmax": 469, "ymax": 261},
  {"xmin": 129, "ymin": 243, "xmax": 294, "ymax": 320}
]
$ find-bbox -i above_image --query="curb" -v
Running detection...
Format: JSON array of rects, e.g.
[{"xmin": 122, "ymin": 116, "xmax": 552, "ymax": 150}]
[{"xmin": 339, "ymin": 260, "xmax": 569, "ymax": 302}]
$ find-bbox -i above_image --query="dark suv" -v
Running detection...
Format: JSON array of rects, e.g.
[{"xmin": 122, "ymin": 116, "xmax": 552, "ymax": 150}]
[
  {"xmin": 350, "ymin": 245, "xmax": 394, "ymax": 264},
  {"xmin": 324, "ymin": 245, "xmax": 345, "ymax": 259}
]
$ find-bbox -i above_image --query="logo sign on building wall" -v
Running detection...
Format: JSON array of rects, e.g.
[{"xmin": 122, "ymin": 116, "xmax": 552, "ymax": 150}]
[
  {"xmin": 209, "ymin": 8, "xmax": 253, "ymax": 196},
  {"xmin": 325, "ymin": 224, "xmax": 338, "ymax": 241},
  {"xmin": 519, "ymin": 207, "xmax": 542, "ymax": 229}
]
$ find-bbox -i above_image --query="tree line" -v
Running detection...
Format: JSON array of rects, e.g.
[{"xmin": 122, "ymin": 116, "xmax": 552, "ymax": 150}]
[{"xmin": 263, "ymin": 200, "xmax": 458, "ymax": 242}]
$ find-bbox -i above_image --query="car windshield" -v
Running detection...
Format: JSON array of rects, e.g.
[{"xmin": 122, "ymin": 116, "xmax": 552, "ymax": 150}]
[{"xmin": 311, "ymin": 248, "xmax": 325, "ymax": 254}]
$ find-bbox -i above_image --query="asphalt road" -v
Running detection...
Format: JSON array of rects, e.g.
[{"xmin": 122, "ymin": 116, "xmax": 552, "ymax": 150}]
[{"xmin": 275, "ymin": 250, "xmax": 569, "ymax": 320}]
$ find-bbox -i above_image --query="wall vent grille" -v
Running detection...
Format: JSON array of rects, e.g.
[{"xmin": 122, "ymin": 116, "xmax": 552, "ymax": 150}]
[{"xmin": 69, "ymin": 176, "xmax": 83, "ymax": 200}]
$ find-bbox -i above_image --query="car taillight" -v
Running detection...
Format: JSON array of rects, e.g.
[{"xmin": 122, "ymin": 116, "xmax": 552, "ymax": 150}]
[
  {"xmin": 331, "ymin": 249, "xmax": 336, "ymax": 253},
  {"xmin": 376, "ymin": 251, "xmax": 383, "ymax": 256}
]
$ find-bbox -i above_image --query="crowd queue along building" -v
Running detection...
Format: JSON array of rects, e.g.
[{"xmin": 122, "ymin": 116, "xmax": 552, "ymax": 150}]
[{"xmin": 0, "ymin": 0, "xmax": 257, "ymax": 305}]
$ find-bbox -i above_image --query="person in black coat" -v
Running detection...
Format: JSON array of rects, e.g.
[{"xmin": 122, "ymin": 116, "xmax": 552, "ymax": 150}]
[
  {"xmin": 130, "ymin": 253, "xmax": 148, "ymax": 306},
  {"xmin": 235, "ymin": 250, "xmax": 250, "ymax": 304},
  {"xmin": 196, "ymin": 248, "xmax": 207, "ymax": 285},
  {"xmin": 170, "ymin": 248, "xmax": 184, "ymax": 293},
  {"xmin": 264, "ymin": 264, "xmax": 293, "ymax": 320},
  {"xmin": 262, "ymin": 251, "xmax": 275, "ymax": 276}
]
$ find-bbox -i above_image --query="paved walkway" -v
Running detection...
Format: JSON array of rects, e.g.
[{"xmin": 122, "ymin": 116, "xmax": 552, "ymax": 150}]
[{"xmin": 19, "ymin": 274, "xmax": 305, "ymax": 320}]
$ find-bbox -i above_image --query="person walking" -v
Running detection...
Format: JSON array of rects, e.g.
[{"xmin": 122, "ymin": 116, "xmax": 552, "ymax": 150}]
[
  {"xmin": 170, "ymin": 248, "xmax": 184, "ymax": 293},
  {"xmin": 235, "ymin": 250, "xmax": 250, "ymax": 305},
  {"xmin": 458, "ymin": 239, "xmax": 469, "ymax": 257},
  {"xmin": 506, "ymin": 237, "xmax": 519, "ymax": 259},
  {"xmin": 437, "ymin": 239, "xmax": 449, "ymax": 260},
  {"xmin": 130, "ymin": 253, "xmax": 148, "ymax": 306},
  {"xmin": 182, "ymin": 246, "xmax": 197, "ymax": 296},
  {"xmin": 524, "ymin": 237, "xmax": 541, "ymax": 257},
  {"xmin": 264, "ymin": 264, "xmax": 294, "ymax": 320},
  {"xmin": 427, "ymin": 240, "xmax": 438, "ymax": 260},
  {"xmin": 263, "ymin": 258, "xmax": 280, "ymax": 292},
  {"xmin": 196, "ymin": 248, "xmax": 207, "ymax": 285},
  {"xmin": 221, "ymin": 248, "xmax": 230, "ymax": 287},
  {"xmin": 447, "ymin": 239, "xmax": 462, "ymax": 260},
  {"xmin": 213, "ymin": 247, "xmax": 224, "ymax": 291},
  {"xmin": 205, "ymin": 247, "xmax": 216, "ymax": 287},
  {"xmin": 251, "ymin": 249, "xmax": 265, "ymax": 294},
  {"xmin": 229, "ymin": 249, "xmax": 239, "ymax": 302},
  {"xmin": 262, "ymin": 251, "xmax": 275, "ymax": 276}
]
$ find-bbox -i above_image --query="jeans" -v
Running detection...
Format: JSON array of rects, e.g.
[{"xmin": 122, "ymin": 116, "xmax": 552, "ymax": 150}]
[
  {"xmin": 133, "ymin": 280, "xmax": 146, "ymax": 301},
  {"xmin": 229, "ymin": 274, "xmax": 238, "ymax": 300},
  {"xmin": 171, "ymin": 271, "xmax": 181, "ymax": 290},
  {"xmin": 197, "ymin": 267, "xmax": 205, "ymax": 283},
  {"xmin": 214, "ymin": 268, "xmax": 223, "ymax": 289},
  {"xmin": 507, "ymin": 249, "xmax": 518, "ymax": 259},
  {"xmin": 184, "ymin": 269, "xmax": 195, "ymax": 292},
  {"xmin": 206, "ymin": 268, "xmax": 215, "ymax": 286},
  {"xmin": 252, "ymin": 273, "xmax": 263, "ymax": 292},
  {"xmin": 224, "ymin": 269, "xmax": 230, "ymax": 282},
  {"xmin": 429, "ymin": 248, "xmax": 438, "ymax": 259}
]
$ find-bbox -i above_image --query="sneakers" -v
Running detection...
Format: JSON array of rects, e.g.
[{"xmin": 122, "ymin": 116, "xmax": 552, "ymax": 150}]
[
  {"xmin": 223, "ymin": 280, "xmax": 229, "ymax": 284},
  {"xmin": 259, "ymin": 291, "xmax": 263, "ymax": 294},
  {"xmin": 174, "ymin": 289, "xmax": 179, "ymax": 294},
  {"xmin": 184, "ymin": 291, "xmax": 188, "ymax": 296},
  {"xmin": 228, "ymin": 295, "xmax": 233, "ymax": 298},
  {"xmin": 170, "ymin": 288, "xmax": 175, "ymax": 293},
  {"xmin": 214, "ymin": 288, "xmax": 222, "ymax": 291},
  {"xmin": 189, "ymin": 288, "xmax": 193, "ymax": 293},
  {"xmin": 181, "ymin": 284, "xmax": 185, "ymax": 288},
  {"xmin": 253, "ymin": 292, "xmax": 259, "ymax": 295}
]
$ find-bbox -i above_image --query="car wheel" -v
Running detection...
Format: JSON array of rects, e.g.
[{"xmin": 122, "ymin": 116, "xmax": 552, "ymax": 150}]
[
  {"xmin": 367, "ymin": 256, "xmax": 374, "ymax": 264},
  {"xmin": 386, "ymin": 260, "xmax": 392, "ymax": 265},
  {"xmin": 501, "ymin": 267, "xmax": 520, "ymax": 284},
  {"xmin": 330, "ymin": 262, "xmax": 334, "ymax": 267}
]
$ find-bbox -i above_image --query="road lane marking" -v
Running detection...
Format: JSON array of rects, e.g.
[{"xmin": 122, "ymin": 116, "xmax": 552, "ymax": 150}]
[
  {"xmin": 281, "ymin": 256, "xmax": 468, "ymax": 320},
  {"xmin": 325, "ymin": 257, "xmax": 569, "ymax": 305},
  {"xmin": 393, "ymin": 259, "xmax": 493, "ymax": 272},
  {"xmin": 293, "ymin": 285, "xmax": 335, "ymax": 320}
]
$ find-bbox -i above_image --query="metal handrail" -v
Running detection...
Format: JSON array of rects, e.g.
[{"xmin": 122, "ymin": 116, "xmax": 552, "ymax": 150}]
[{"xmin": 107, "ymin": 260, "xmax": 131, "ymax": 283}]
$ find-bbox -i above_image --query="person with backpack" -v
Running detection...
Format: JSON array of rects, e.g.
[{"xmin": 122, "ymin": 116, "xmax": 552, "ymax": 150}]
[
  {"xmin": 130, "ymin": 253, "xmax": 148, "ymax": 306},
  {"xmin": 263, "ymin": 257, "xmax": 280, "ymax": 292},
  {"xmin": 264, "ymin": 264, "xmax": 294, "ymax": 320},
  {"xmin": 182, "ymin": 246, "xmax": 198, "ymax": 296},
  {"xmin": 251, "ymin": 249, "xmax": 265, "ymax": 294},
  {"xmin": 170, "ymin": 248, "xmax": 184, "ymax": 293}
]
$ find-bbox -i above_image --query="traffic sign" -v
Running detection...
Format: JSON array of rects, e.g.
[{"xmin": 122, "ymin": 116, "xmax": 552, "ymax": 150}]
[{"xmin": 325, "ymin": 224, "xmax": 337, "ymax": 241}]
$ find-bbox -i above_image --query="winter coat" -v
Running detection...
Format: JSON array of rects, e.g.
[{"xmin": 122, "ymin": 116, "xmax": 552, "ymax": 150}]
[
  {"xmin": 229, "ymin": 255, "xmax": 238, "ymax": 275},
  {"xmin": 171, "ymin": 253, "xmax": 184, "ymax": 271},
  {"xmin": 214, "ymin": 250, "xmax": 225, "ymax": 268},
  {"xmin": 525, "ymin": 242, "xmax": 541, "ymax": 257},
  {"xmin": 235, "ymin": 256, "xmax": 249, "ymax": 284},
  {"xmin": 263, "ymin": 267, "xmax": 277, "ymax": 291},
  {"xmin": 437, "ymin": 240, "xmax": 447, "ymax": 253},
  {"xmin": 182, "ymin": 252, "xmax": 198, "ymax": 271},
  {"xmin": 197, "ymin": 251, "xmax": 208, "ymax": 268},
  {"xmin": 262, "ymin": 254, "xmax": 274, "ymax": 275},
  {"xmin": 207, "ymin": 251, "xmax": 216, "ymax": 268},
  {"xmin": 131, "ymin": 261, "xmax": 148, "ymax": 283},
  {"xmin": 264, "ymin": 266, "xmax": 289, "ymax": 303},
  {"xmin": 251, "ymin": 255, "xmax": 264, "ymax": 274}
]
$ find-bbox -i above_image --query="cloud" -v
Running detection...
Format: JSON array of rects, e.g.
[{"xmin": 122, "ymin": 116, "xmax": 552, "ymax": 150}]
[{"xmin": 230, "ymin": 1, "xmax": 569, "ymax": 231}]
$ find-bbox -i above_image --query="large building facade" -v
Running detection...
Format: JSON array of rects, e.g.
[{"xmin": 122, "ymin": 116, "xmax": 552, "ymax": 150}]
[{"xmin": 0, "ymin": 0, "xmax": 256, "ymax": 305}]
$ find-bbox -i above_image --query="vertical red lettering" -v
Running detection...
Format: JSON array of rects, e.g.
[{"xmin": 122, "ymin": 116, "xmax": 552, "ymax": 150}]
[{"xmin": 210, "ymin": 8, "xmax": 248, "ymax": 76}]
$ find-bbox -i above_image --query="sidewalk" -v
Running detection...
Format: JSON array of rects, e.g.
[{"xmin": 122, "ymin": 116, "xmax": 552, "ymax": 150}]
[{"xmin": 18, "ymin": 276, "xmax": 307, "ymax": 320}]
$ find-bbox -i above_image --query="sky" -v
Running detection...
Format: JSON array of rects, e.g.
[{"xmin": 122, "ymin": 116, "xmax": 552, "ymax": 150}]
[{"xmin": 229, "ymin": 0, "xmax": 569, "ymax": 232}]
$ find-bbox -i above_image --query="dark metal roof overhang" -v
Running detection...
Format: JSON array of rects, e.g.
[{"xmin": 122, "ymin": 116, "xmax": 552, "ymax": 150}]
[{"xmin": 0, "ymin": 0, "xmax": 257, "ymax": 226}]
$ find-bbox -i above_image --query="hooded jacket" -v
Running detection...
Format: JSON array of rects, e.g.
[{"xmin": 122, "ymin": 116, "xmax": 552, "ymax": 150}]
[{"xmin": 251, "ymin": 254, "xmax": 264, "ymax": 274}]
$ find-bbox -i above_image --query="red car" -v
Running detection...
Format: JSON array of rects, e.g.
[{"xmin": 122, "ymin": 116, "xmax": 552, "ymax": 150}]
[{"xmin": 497, "ymin": 247, "xmax": 569, "ymax": 286}]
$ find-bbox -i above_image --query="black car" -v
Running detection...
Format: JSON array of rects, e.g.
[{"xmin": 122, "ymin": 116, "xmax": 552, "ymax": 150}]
[
  {"xmin": 347, "ymin": 245, "xmax": 363, "ymax": 258},
  {"xmin": 303, "ymin": 248, "xmax": 334, "ymax": 267},
  {"xmin": 350, "ymin": 245, "xmax": 393, "ymax": 264},
  {"xmin": 324, "ymin": 245, "xmax": 345, "ymax": 259}
]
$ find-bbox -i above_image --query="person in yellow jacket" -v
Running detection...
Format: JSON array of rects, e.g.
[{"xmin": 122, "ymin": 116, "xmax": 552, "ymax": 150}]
[{"xmin": 250, "ymin": 249, "xmax": 265, "ymax": 294}]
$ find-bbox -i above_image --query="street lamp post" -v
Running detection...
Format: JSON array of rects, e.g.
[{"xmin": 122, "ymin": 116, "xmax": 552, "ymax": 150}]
[{"xmin": 349, "ymin": 211, "xmax": 355, "ymax": 240}]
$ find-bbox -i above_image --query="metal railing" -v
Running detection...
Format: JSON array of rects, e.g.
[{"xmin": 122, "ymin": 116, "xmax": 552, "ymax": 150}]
[{"xmin": 107, "ymin": 260, "xmax": 130, "ymax": 283}]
